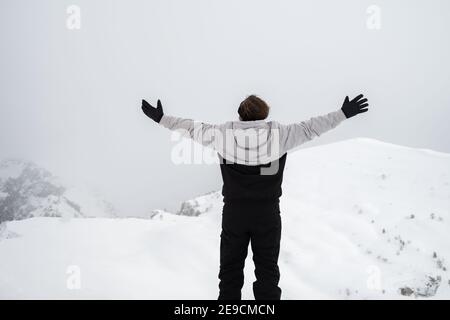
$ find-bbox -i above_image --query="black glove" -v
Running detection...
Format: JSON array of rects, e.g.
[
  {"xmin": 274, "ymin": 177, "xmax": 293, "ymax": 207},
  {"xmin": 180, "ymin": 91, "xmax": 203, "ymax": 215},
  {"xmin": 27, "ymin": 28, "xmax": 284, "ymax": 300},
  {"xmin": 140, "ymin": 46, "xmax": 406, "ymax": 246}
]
[
  {"xmin": 341, "ymin": 94, "xmax": 369, "ymax": 118},
  {"xmin": 142, "ymin": 99, "xmax": 164, "ymax": 123}
]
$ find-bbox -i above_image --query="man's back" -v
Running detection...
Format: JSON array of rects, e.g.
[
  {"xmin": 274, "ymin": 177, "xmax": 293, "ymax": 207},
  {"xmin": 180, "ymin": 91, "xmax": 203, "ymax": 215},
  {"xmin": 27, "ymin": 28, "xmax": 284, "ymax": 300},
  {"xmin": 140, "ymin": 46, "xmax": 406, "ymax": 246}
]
[{"xmin": 219, "ymin": 153, "xmax": 287, "ymax": 203}]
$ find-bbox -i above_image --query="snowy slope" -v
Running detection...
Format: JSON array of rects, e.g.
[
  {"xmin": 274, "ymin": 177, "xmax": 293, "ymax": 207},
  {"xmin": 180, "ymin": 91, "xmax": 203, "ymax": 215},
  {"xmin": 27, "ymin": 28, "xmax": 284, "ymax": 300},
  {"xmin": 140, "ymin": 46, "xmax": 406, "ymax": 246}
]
[
  {"xmin": 0, "ymin": 138, "xmax": 449, "ymax": 299},
  {"xmin": 0, "ymin": 159, "xmax": 116, "ymax": 223}
]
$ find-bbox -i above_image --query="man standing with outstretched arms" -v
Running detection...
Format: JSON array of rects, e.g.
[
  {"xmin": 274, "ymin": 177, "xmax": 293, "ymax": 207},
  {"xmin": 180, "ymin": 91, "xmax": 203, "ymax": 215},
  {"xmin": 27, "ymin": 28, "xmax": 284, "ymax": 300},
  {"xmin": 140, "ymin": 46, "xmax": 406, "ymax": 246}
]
[{"xmin": 141, "ymin": 94, "xmax": 369, "ymax": 300}]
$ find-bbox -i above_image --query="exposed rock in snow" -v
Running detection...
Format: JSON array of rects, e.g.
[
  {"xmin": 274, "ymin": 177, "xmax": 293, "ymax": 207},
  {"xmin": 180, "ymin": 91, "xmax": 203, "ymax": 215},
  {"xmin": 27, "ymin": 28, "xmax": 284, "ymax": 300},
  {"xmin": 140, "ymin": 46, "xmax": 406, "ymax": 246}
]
[
  {"xmin": 400, "ymin": 276, "xmax": 442, "ymax": 298},
  {"xmin": 0, "ymin": 159, "xmax": 115, "ymax": 223},
  {"xmin": 177, "ymin": 192, "xmax": 222, "ymax": 216}
]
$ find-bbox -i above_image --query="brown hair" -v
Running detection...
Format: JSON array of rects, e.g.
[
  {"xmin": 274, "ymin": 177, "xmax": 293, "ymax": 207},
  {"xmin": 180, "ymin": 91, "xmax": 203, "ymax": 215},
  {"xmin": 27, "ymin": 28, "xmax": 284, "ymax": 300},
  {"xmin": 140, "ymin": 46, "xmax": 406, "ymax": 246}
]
[{"xmin": 238, "ymin": 95, "xmax": 270, "ymax": 121}]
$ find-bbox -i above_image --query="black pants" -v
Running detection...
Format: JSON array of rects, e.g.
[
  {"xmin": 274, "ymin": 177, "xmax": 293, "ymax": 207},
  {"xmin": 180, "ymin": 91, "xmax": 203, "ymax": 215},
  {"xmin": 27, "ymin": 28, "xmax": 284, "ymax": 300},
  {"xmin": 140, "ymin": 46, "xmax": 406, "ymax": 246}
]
[{"xmin": 218, "ymin": 202, "xmax": 282, "ymax": 300}]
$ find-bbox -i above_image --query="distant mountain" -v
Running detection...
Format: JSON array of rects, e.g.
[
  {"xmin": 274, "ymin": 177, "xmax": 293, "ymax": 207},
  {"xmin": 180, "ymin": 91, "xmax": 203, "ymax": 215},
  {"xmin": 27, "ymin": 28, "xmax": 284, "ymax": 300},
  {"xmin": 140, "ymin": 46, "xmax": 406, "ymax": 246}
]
[
  {"xmin": 0, "ymin": 139, "xmax": 449, "ymax": 299},
  {"xmin": 0, "ymin": 159, "xmax": 115, "ymax": 223},
  {"xmin": 177, "ymin": 192, "xmax": 222, "ymax": 217}
]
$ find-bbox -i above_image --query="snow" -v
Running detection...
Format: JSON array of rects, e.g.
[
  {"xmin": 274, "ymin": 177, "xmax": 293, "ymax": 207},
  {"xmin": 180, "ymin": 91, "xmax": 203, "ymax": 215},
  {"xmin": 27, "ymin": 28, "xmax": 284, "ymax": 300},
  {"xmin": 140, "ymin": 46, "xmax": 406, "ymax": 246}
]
[
  {"xmin": 64, "ymin": 187, "xmax": 116, "ymax": 218},
  {"xmin": 0, "ymin": 138, "xmax": 450, "ymax": 299},
  {"xmin": 0, "ymin": 159, "xmax": 26, "ymax": 181}
]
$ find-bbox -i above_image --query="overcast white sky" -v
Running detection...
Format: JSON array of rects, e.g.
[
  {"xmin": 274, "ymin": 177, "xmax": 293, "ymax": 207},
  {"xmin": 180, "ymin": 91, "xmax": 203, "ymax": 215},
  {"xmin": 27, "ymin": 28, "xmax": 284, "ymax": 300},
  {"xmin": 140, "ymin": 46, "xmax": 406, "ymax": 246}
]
[{"xmin": 1, "ymin": 0, "xmax": 449, "ymax": 215}]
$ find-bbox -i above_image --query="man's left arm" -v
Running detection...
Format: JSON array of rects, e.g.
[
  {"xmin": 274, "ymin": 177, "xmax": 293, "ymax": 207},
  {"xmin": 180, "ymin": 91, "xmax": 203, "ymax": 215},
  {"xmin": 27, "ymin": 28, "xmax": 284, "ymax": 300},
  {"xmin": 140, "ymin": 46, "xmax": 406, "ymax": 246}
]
[{"xmin": 278, "ymin": 94, "xmax": 369, "ymax": 153}]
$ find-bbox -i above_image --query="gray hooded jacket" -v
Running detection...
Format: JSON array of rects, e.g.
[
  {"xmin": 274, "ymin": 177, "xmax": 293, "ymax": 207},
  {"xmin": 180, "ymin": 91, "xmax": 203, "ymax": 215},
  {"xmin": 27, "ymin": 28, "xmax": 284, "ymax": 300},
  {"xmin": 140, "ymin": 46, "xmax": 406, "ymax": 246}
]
[{"xmin": 159, "ymin": 109, "xmax": 347, "ymax": 165}]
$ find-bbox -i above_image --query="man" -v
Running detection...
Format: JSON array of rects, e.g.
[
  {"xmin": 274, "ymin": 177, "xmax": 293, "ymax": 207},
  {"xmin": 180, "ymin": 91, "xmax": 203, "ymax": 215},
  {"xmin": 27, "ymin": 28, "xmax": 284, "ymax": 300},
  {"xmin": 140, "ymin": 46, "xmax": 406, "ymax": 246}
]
[{"xmin": 141, "ymin": 94, "xmax": 369, "ymax": 300}]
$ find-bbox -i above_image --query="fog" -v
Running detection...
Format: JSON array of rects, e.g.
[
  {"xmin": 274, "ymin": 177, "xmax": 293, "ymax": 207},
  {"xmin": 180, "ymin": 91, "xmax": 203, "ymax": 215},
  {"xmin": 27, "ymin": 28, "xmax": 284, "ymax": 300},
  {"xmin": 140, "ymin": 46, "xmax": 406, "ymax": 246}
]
[{"xmin": 1, "ymin": 0, "xmax": 449, "ymax": 215}]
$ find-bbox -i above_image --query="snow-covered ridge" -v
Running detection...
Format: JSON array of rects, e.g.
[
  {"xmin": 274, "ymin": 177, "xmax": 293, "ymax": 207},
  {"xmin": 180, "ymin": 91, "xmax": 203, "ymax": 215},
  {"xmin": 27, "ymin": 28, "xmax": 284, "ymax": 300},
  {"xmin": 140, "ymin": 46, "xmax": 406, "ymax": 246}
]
[
  {"xmin": 334, "ymin": 137, "xmax": 450, "ymax": 158},
  {"xmin": 0, "ymin": 159, "xmax": 115, "ymax": 223},
  {"xmin": 0, "ymin": 138, "xmax": 449, "ymax": 299},
  {"xmin": 177, "ymin": 191, "xmax": 222, "ymax": 217}
]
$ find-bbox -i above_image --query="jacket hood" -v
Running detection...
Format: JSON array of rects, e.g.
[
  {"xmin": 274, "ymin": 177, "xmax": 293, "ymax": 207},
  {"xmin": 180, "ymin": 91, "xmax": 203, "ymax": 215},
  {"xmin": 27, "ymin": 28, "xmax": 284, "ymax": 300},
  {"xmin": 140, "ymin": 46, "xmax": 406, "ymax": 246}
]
[{"xmin": 218, "ymin": 120, "xmax": 281, "ymax": 165}]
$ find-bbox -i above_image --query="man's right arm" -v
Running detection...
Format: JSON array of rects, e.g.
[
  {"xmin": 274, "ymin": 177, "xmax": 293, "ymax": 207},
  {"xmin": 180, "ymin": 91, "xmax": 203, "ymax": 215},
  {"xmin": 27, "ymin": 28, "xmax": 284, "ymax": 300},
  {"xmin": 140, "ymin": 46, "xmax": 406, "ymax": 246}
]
[{"xmin": 141, "ymin": 99, "xmax": 224, "ymax": 150}]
